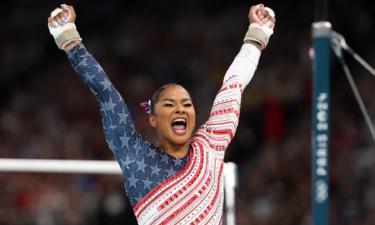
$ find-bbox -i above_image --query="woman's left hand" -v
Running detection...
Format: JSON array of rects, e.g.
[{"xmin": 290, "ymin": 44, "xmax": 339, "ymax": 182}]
[{"xmin": 248, "ymin": 4, "xmax": 276, "ymax": 28}]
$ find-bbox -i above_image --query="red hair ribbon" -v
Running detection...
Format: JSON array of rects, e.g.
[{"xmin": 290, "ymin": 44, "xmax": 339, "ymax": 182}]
[{"xmin": 140, "ymin": 100, "xmax": 151, "ymax": 114}]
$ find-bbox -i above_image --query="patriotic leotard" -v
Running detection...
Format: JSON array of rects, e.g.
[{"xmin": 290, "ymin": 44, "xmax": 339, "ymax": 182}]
[{"xmin": 67, "ymin": 43, "xmax": 260, "ymax": 225}]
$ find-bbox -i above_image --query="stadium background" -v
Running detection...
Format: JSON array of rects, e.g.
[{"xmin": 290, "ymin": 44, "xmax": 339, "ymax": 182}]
[{"xmin": 1, "ymin": 0, "xmax": 375, "ymax": 224}]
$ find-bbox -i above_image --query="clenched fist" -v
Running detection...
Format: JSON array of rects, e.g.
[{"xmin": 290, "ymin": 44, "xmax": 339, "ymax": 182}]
[
  {"xmin": 47, "ymin": 4, "xmax": 81, "ymax": 51},
  {"xmin": 244, "ymin": 4, "xmax": 276, "ymax": 50},
  {"xmin": 248, "ymin": 4, "xmax": 276, "ymax": 28},
  {"xmin": 48, "ymin": 4, "xmax": 76, "ymax": 27}
]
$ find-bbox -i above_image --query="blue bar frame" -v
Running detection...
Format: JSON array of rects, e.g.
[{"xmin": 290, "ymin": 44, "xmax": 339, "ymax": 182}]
[{"xmin": 312, "ymin": 22, "xmax": 331, "ymax": 225}]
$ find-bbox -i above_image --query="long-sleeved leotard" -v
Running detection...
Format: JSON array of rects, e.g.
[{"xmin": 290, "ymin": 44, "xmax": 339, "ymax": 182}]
[{"xmin": 67, "ymin": 43, "xmax": 260, "ymax": 225}]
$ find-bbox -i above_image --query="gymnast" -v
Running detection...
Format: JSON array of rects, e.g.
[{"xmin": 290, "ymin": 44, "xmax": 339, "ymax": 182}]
[{"xmin": 47, "ymin": 3, "xmax": 275, "ymax": 224}]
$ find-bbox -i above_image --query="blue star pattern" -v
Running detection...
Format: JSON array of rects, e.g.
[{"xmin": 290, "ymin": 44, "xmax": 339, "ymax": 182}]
[
  {"xmin": 133, "ymin": 140, "xmax": 143, "ymax": 152},
  {"xmin": 120, "ymin": 133, "xmax": 130, "ymax": 148},
  {"xmin": 105, "ymin": 124, "xmax": 117, "ymax": 130},
  {"xmin": 150, "ymin": 165, "xmax": 161, "ymax": 176},
  {"xmin": 147, "ymin": 148, "xmax": 157, "ymax": 159},
  {"xmin": 82, "ymin": 71, "xmax": 94, "ymax": 82},
  {"xmin": 100, "ymin": 78, "xmax": 112, "ymax": 92},
  {"xmin": 107, "ymin": 138, "xmax": 118, "ymax": 153},
  {"xmin": 166, "ymin": 167, "xmax": 177, "ymax": 177},
  {"xmin": 127, "ymin": 174, "xmax": 139, "ymax": 188},
  {"xmin": 93, "ymin": 63, "xmax": 105, "ymax": 75},
  {"xmin": 135, "ymin": 193, "xmax": 143, "ymax": 202},
  {"xmin": 106, "ymin": 97, "xmax": 117, "ymax": 114},
  {"xmin": 121, "ymin": 156, "xmax": 135, "ymax": 169},
  {"xmin": 118, "ymin": 108, "xmax": 128, "ymax": 125},
  {"xmin": 137, "ymin": 159, "xmax": 146, "ymax": 172},
  {"xmin": 143, "ymin": 177, "xmax": 152, "ymax": 190},
  {"xmin": 161, "ymin": 154, "xmax": 169, "ymax": 164},
  {"xmin": 67, "ymin": 44, "xmax": 190, "ymax": 207},
  {"xmin": 174, "ymin": 158, "xmax": 182, "ymax": 166}
]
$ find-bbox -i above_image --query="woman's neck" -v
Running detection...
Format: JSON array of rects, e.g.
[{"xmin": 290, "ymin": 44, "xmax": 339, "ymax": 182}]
[{"xmin": 157, "ymin": 140, "xmax": 190, "ymax": 159}]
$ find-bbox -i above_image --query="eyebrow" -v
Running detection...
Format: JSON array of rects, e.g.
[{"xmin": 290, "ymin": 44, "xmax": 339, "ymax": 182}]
[{"xmin": 162, "ymin": 98, "xmax": 191, "ymax": 102}]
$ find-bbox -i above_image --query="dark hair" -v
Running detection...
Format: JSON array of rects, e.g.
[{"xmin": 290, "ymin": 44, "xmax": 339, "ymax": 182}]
[{"xmin": 150, "ymin": 83, "xmax": 187, "ymax": 115}]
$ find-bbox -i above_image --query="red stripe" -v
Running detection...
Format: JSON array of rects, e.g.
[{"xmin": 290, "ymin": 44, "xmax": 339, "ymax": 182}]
[
  {"xmin": 154, "ymin": 142, "xmax": 207, "ymax": 223},
  {"xmin": 159, "ymin": 194, "xmax": 199, "ymax": 225},
  {"xmin": 217, "ymin": 86, "xmax": 228, "ymax": 94},
  {"xmin": 178, "ymin": 160, "xmax": 224, "ymax": 224},
  {"xmin": 205, "ymin": 163, "xmax": 224, "ymax": 224},
  {"xmin": 173, "ymin": 145, "xmax": 210, "ymax": 224}
]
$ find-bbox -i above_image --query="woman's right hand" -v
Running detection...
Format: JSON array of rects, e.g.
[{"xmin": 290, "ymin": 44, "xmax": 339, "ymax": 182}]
[
  {"xmin": 48, "ymin": 4, "xmax": 80, "ymax": 52},
  {"xmin": 48, "ymin": 4, "xmax": 76, "ymax": 27}
]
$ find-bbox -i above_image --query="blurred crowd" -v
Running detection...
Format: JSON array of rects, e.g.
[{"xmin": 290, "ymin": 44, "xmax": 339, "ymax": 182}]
[{"xmin": 2, "ymin": 0, "xmax": 375, "ymax": 224}]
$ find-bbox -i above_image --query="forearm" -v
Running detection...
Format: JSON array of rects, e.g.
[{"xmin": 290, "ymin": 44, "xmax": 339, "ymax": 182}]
[
  {"xmin": 67, "ymin": 43, "xmax": 139, "ymax": 153},
  {"xmin": 244, "ymin": 40, "xmax": 262, "ymax": 52},
  {"xmin": 223, "ymin": 43, "xmax": 260, "ymax": 87}
]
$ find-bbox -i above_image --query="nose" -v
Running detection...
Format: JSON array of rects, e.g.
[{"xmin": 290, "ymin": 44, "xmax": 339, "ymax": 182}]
[{"xmin": 175, "ymin": 105, "xmax": 186, "ymax": 114}]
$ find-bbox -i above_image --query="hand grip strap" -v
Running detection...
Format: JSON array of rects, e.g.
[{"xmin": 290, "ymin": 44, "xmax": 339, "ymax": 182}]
[
  {"xmin": 55, "ymin": 28, "xmax": 82, "ymax": 50},
  {"xmin": 48, "ymin": 22, "xmax": 82, "ymax": 50},
  {"xmin": 244, "ymin": 6, "xmax": 275, "ymax": 49}
]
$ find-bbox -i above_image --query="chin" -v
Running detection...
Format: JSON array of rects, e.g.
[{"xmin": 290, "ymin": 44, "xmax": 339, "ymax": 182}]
[{"xmin": 169, "ymin": 130, "xmax": 192, "ymax": 145}]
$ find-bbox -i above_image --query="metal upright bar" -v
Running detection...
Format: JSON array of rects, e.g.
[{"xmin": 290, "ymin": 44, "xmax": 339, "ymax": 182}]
[
  {"xmin": 311, "ymin": 21, "xmax": 331, "ymax": 225},
  {"xmin": 224, "ymin": 162, "xmax": 238, "ymax": 225}
]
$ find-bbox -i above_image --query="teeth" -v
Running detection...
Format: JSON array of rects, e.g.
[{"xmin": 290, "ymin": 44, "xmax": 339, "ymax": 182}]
[{"xmin": 173, "ymin": 118, "xmax": 186, "ymax": 123}]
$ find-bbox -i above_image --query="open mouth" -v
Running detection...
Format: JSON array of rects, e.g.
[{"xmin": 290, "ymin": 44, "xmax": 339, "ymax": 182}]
[{"xmin": 171, "ymin": 117, "xmax": 187, "ymax": 135}]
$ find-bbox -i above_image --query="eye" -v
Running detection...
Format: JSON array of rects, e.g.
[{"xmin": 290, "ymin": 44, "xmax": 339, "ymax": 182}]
[
  {"xmin": 184, "ymin": 103, "xmax": 192, "ymax": 107},
  {"xmin": 165, "ymin": 103, "xmax": 174, "ymax": 106}
]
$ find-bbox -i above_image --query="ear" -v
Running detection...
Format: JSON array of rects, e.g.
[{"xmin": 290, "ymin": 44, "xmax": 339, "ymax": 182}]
[{"xmin": 149, "ymin": 114, "xmax": 157, "ymax": 128}]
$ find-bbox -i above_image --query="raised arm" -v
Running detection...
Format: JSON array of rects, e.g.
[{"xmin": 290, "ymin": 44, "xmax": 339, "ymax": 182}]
[
  {"xmin": 47, "ymin": 5, "xmax": 151, "ymax": 164},
  {"xmin": 193, "ymin": 4, "xmax": 276, "ymax": 155}
]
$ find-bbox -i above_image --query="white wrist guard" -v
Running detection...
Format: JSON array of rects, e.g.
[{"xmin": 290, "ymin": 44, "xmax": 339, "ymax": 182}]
[
  {"xmin": 48, "ymin": 8, "xmax": 82, "ymax": 51},
  {"xmin": 244, "ymin": 7, "xmax": 275, "ymax": 49}
]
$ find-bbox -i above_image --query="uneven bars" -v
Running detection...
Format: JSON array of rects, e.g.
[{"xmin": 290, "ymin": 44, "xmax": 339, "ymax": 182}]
[
  {"xmin": 0, "ymin": 159, "xmax": 122, "ymax": 174},
  {"xmin": 0, "ymin": 159, "xmax": 235, "ymax": 176}
]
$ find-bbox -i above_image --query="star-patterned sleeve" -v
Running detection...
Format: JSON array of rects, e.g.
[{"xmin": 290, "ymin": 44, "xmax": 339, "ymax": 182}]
[
  {"xmin": 193, "ymin": 44, "xmax": 260, "ymax": 155},
  {"xmin": 67, "ymin": 43, "xmax": 151, "ymax": 168}
]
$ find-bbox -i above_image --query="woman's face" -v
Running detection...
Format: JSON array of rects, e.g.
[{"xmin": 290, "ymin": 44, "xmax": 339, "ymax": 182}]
[{"xmin": 150, "ymin": 86, "xmax": 196, "ymax": 145}]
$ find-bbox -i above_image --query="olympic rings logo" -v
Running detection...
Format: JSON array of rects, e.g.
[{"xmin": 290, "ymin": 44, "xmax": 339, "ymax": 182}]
[{"xmin": 315, "ymin": 180, "xmax": 328, "ymax": 203}]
